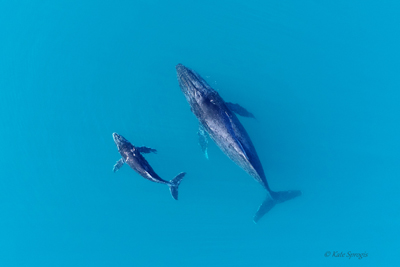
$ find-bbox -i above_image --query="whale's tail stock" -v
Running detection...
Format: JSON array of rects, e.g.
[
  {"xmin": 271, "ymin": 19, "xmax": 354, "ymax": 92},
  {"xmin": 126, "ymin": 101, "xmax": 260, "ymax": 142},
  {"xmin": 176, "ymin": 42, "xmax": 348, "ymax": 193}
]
[{"xmin": 253, "ymin": 190, "xmax": 302, "ymax": 223}]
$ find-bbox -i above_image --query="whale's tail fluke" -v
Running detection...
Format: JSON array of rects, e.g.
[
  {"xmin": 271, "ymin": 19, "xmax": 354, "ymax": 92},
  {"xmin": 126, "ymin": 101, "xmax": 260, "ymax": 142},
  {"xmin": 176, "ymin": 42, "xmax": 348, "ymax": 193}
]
[
  {"xmin": 253, "ymin": 190, "xmax": 301, "ymax": 223},
  {"xmin": 168, "ymin": 172, "xmax": 186, "ymax": 200}
]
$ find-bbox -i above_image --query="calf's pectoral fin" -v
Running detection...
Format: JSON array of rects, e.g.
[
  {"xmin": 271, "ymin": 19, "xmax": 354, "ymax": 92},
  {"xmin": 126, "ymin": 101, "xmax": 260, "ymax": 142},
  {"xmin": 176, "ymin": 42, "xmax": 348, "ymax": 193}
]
[
  {"xmin": 226, "ymin": 102, "xmax": 256, "ymax": 119},
  {"xmin": 197, "ymin": 125, "xmax": 209, "ymax": 159},
  {"xmin": 113, "ymin": 158, "xmax": 125, "ymax": 172},
  {"xmin": 137, "ymin": 146, "xmax": 157, "ymax": 154}
]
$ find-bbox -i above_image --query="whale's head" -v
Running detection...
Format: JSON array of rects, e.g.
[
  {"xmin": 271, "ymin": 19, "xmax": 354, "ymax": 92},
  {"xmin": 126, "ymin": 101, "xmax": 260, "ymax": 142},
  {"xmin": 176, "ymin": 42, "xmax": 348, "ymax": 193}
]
[
  {"xmin": 176, "ymin": 64, "xmax": 215, "ymax": 107},
  {"xmin": 112, "ymin": 132, "xmax": 129, "ymax": 151}
]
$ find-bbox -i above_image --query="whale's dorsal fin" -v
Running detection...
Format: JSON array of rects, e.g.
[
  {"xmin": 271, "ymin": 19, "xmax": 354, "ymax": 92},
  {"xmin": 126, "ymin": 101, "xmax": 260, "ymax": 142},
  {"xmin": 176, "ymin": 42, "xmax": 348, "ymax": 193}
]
[
  {"xmin": 226, "ymin": 102, "xmax": 256, "ymax": 119},
  {"xmin": 197, "ymin": 124, "xmax": 209, "ymax": 159},
  {"xmin": 223, "ymin": 110, "xmax": 250, "ymax": 161},
  {"xmin": 236, "ymin": 138, "xmax": 250, "ymax": 161}
]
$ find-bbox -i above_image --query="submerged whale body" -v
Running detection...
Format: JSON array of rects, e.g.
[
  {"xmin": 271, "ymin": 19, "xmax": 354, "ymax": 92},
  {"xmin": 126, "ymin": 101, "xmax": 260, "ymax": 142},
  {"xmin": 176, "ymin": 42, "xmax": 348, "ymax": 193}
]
[
  {"xmin": 112, "ymin": 132, "xmax": 186, "ymax": 200},
  {"xmin": 176, "ymin": 64, "xmax": 301, "ymax": 222}
]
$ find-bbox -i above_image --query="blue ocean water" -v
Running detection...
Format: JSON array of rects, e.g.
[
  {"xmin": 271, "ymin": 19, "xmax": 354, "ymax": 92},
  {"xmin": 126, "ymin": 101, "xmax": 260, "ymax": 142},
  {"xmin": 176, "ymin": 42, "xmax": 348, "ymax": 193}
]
[{"xmin": 1, "ymin": 0, "xmax": 399, "ymax": 266}]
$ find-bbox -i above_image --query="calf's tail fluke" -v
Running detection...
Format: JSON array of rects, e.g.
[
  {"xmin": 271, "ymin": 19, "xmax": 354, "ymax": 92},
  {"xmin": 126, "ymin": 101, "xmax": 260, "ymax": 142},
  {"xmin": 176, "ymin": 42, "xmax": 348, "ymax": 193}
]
[
  {"xmin": 253, "ymin": 190, "xmax": 301, "ymax": 223},
  {"xmin": 168, "ymin": 172, "xmax": 186, "ymax": 200}
]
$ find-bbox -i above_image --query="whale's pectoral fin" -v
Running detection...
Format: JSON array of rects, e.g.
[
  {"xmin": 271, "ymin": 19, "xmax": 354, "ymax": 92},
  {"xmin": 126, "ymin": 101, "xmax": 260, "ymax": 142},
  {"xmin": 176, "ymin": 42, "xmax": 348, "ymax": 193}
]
[
  {"xmin": 226, "ymin": 102, "xmax": 256, "ymax": 119},
  {"xmin": 137, "ymin": 146, "xmax": 157, "ymax": 154},
  {"xmin": 197, "ymin": 125, "xmax": 209, "ymax": 159},
  {"xmin": 113, "ymin": 158, "xmax": 125, "ymax": 172}
]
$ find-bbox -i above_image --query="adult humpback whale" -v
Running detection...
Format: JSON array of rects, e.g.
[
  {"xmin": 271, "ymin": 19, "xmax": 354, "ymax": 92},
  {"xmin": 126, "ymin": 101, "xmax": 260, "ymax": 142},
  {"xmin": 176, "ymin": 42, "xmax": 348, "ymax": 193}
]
[
  {"xmin": 176, "ymin": 64, "xmax": 301, "ymax": 222},
  {"xmin": 112, "ymin": 133, "xmax": 186, "ymax": 200}
]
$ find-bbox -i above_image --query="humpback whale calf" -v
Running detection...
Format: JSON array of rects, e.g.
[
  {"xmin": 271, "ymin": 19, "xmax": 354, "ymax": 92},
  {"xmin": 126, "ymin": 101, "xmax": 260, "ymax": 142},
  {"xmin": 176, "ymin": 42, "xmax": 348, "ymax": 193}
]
[
  {"xmin": 112, "ymin": 132, "xmax": 186, "ymax": 200},
  {"xmin": 176, "ymin": 64, "xmax": 301, "ymax": 222}
]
